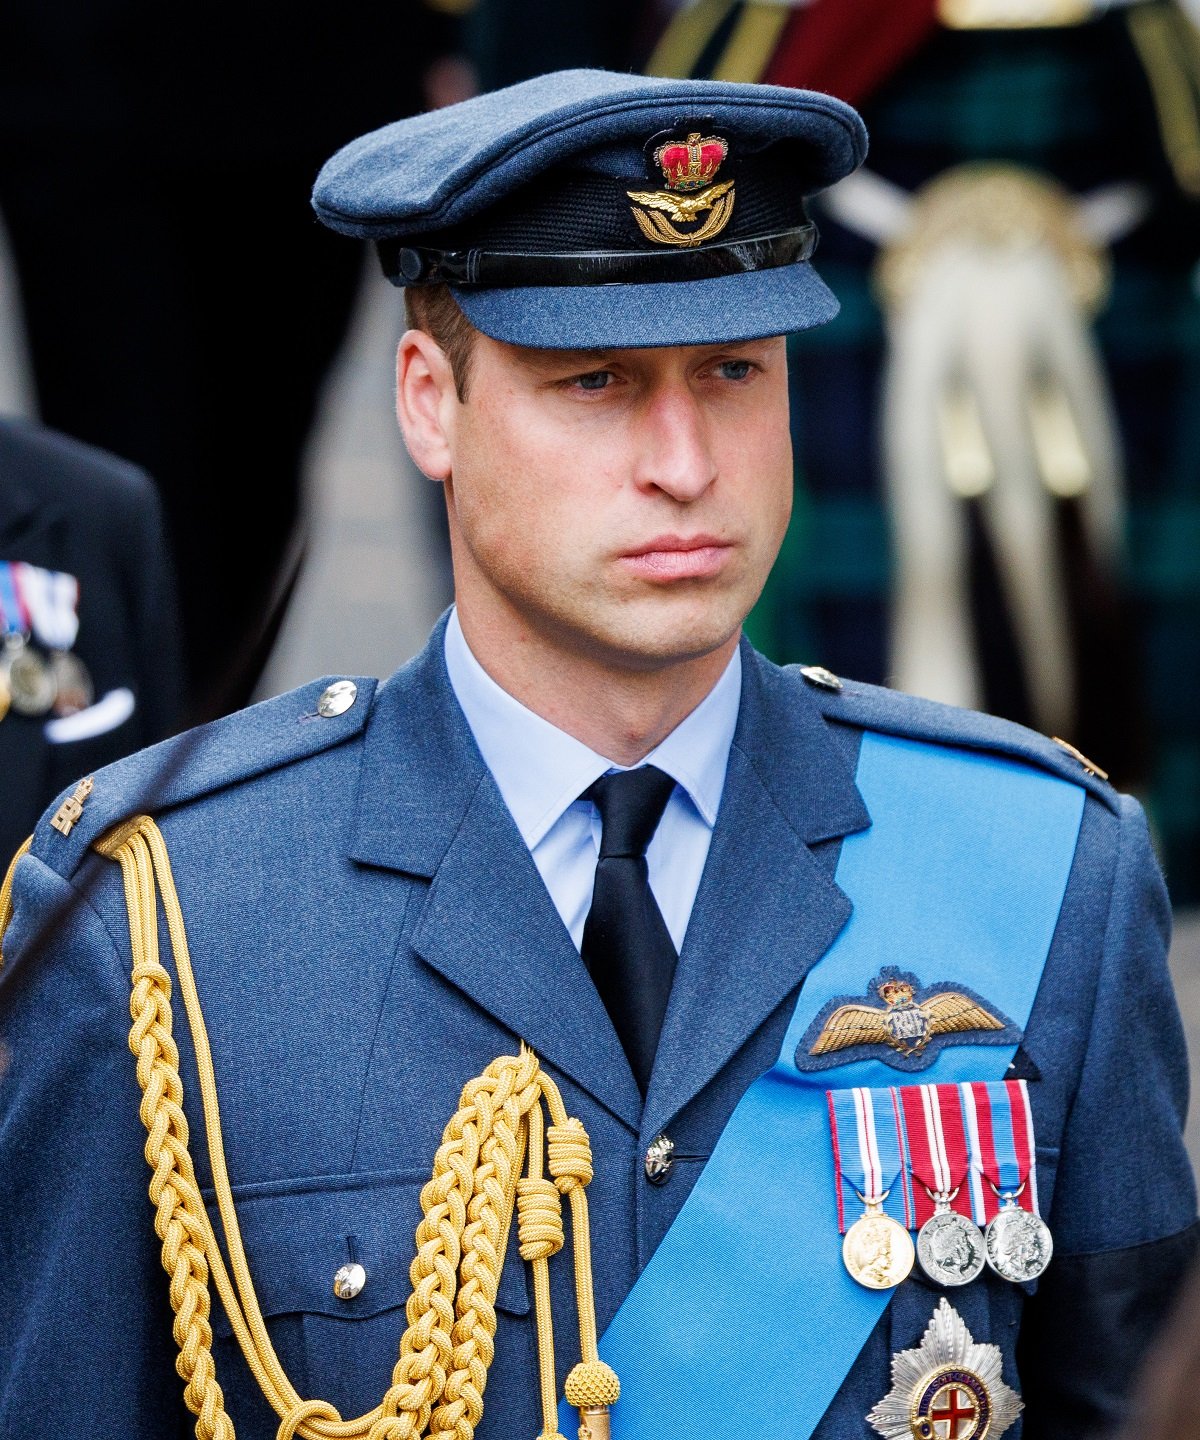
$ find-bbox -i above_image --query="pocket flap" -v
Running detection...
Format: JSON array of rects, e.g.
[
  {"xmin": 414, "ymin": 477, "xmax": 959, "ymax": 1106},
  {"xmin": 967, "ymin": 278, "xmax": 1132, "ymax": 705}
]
[{"xmin": 203, "ymin": 1169, "xmax": 530, "ymax": 1337}]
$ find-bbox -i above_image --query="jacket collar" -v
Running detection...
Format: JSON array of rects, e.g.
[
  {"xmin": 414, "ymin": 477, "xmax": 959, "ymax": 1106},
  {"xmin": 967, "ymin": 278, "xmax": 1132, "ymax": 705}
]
[
  {"xmin": 641, "ymin": 643, "xmax": 869, "ymax": 1137},
  {"xmin": 348, "ymin": 615, "xmax": 644, "ymax": 1127},
  {"xmin": 348, "ymin": 621, "xmax": 870, "ymax": 1135}
]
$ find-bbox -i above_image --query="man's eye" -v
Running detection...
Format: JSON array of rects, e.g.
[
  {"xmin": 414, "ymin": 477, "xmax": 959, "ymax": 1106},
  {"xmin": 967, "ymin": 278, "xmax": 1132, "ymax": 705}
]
[
  {"xmin": 717, "ymin": 359, "xmax": 753, "ymax": 381},
  {"xmin": 574, "ymin": 370, "xmax": 613, "ymax": 391}
]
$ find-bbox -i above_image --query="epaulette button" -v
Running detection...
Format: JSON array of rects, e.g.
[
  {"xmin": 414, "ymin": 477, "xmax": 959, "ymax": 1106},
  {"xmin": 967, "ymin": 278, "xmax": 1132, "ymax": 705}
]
[
  {"xmin": 799, "ymin": 665, "xmax": 843, "ymax": 692},
  {"xmin": 317, "ymin": 681, "xmax": 358, "ymax": 718}
]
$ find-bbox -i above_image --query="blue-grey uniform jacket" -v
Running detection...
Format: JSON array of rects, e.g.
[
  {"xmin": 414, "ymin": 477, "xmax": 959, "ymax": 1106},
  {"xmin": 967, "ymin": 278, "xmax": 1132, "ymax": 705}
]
[{"xmin": 1, "ymin": 622, "xmax": 1196, "ymax": 1439}]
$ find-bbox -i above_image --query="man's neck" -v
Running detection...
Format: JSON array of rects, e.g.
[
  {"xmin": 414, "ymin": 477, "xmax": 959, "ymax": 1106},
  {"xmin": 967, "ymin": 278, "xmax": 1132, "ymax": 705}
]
[{"xmin": 454, "ymin": 609, "xmax": 739, "ymax": 767}]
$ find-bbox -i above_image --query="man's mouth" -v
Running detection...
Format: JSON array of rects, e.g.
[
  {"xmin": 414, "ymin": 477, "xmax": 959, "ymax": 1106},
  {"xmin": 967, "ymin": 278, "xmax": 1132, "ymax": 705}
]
[{"xmin": 618, "ymin": 535, "xmax": 733, "ymax": 580}]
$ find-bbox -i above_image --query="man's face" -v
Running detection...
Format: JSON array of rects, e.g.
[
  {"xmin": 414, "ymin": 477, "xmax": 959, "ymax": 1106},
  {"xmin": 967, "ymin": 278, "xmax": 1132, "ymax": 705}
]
[{"xmin": 440, "ymin": 332, "xmax": 792, "ymax": 674}]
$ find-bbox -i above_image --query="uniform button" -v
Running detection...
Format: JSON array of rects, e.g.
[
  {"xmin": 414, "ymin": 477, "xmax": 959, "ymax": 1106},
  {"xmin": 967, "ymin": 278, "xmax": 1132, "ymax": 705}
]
[
  {"xmin": 333, "ymin": 1262, "xmax": 367, "ymax": 1300},
  {"xmin": 644, "ymin": 1133, "xmax": 675, "ymax": 1185},
  {"xmin": 317, "ymin": 680, "xmax": 358, "ymax": 718},
  {"xmin": 799, "ymin": 665, "xmax": 842, "ymax": 692}
]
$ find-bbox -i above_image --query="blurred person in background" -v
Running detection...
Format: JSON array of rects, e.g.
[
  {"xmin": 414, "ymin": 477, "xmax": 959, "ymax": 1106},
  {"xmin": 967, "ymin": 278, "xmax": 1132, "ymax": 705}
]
[
  {"xmin": 0, "ymin": 0, "xmax": 467, "ymax": 723},
  {"xmin": 0, "ymin": 418, "xmax": 183, "ymax": 862}
]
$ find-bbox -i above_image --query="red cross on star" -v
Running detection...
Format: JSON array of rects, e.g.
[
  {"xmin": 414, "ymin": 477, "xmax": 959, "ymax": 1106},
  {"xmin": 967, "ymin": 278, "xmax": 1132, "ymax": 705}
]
[{"xmin": 930, "ymin": 1386, "xmax": 977, "ymax": 1438}]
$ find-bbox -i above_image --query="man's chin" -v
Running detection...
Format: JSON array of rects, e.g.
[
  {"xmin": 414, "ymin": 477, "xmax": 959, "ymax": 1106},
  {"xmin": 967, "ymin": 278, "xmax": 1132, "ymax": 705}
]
[{"xmin": 585, "ymin": 609, "xmax": 746, "ymax": 674}]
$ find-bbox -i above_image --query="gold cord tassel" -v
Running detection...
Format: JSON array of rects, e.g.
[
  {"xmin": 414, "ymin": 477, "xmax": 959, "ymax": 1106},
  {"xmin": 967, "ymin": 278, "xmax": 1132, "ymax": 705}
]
[{"xmin": 93, "ymin": 815, "xmax": 619, "ymax": 1440}]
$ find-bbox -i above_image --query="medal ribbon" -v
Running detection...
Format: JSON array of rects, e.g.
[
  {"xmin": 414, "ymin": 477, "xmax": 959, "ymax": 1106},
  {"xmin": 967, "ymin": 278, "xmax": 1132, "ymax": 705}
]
[
  {"xmin": 0, "ymin": 562, "xmax": 29, "ymax": 638},
  {"xmin": 10, "ymin": 562, "xmax": 80, "ymax": 651},
  {"xmin": 962, "ymin": 1079, "xmax": 1039, "ymax": 1223},
  {"xmin": 837, "ymin": 1081, "xmax": 1041, "ymax": 1231},
  {"xmin": 829, "ymin": 1085, "xmax": 914, "ymax": 1232},
  {"xmin": 566, "ymin": 732, "xmax": 1083, "ymax": 1439},
  {"xmin": 899, "ymin": 1082, "xmax": 976, "ymax": 1228}
]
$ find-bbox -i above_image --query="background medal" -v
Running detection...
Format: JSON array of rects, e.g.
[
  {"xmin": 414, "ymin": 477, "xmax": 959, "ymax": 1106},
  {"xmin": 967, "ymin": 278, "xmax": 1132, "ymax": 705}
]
[
  {"xmin": 6, "ymin": 639, "xmax": 57, "ymax": 716},
  {"xmin": 49, "ymin": 650, "xmax": 95, "ymax": 717}
]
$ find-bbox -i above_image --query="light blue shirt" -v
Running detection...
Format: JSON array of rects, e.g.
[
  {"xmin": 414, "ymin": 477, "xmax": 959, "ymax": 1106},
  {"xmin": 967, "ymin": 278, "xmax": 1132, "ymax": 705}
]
[{"xmin": 443, "ymin": 608, "xmax": 741, "ymax": 953}]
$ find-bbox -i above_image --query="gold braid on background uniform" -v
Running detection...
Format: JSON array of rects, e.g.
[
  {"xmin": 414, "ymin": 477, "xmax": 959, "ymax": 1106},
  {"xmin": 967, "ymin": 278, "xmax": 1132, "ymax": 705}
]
[{"xmin": 0, "ymin": 818, "xmax": 620, "ymax": 1440}]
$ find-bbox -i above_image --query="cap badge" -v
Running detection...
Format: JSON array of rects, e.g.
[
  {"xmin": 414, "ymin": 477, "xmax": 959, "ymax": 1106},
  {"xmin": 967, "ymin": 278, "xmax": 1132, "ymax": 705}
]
[
  {"xmin": 627, "ymin": 131, "xmax": 735, "ymax": 248},
  {"xmin": 796, "ymin": 966, "xmax": 1019, "ymax": 1072}
]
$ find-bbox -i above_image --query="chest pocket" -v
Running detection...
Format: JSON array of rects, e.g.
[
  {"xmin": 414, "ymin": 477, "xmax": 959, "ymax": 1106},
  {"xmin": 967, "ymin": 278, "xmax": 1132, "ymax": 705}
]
[{"xmin": 203, "ymin": 1169, "xmax": 531, "ymax": 1429}]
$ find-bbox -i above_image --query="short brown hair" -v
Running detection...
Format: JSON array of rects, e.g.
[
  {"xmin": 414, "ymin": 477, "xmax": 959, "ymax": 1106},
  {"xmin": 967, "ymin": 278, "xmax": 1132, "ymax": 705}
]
[{"xmin": 403, "ymin": 284, "xmax": 479, "ymax": 401}]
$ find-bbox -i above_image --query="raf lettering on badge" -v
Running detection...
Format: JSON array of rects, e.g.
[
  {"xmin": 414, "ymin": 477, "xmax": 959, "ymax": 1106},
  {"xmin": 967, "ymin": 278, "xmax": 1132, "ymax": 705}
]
[{"xmin": 796, "ymin": 966, "xmax": 1022, "ymax": 1073}]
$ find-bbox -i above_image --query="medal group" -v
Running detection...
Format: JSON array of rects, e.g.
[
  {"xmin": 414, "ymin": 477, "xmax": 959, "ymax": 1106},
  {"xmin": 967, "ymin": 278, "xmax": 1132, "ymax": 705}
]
[
  {"xmin": 829, "ymin": 1079, "xmax": 1052, "ymax": 1292},
  {"xmin": 0, "ymin": 561, "xmax": 93, "ymax": 723}
]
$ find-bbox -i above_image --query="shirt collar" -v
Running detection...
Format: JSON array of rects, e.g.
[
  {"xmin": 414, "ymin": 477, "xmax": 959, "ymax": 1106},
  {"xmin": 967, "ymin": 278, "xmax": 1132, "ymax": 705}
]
[{"xmin": 443, "ymin": 607, "xmax": 741, "ymax": 847}]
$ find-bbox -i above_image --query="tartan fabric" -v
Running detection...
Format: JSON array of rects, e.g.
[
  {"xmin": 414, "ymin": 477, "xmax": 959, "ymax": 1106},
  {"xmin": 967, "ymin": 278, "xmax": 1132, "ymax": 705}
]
[{"xmin": 738, "ymin": 10, "xmax": 1200, "ymax": 902}]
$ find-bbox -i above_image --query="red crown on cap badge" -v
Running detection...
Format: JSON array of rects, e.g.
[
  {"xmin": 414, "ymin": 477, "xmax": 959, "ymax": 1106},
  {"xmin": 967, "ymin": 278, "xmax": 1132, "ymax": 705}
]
[{"xmin": 653, "ymin": 133, "xmax": 728, "ymax": 192}]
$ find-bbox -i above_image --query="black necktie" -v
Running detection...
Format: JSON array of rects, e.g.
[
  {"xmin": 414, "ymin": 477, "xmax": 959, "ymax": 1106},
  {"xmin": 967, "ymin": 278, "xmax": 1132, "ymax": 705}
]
[{"xmin": 581, "ymin": 765, "xmax": 679, "ymax": 1096}]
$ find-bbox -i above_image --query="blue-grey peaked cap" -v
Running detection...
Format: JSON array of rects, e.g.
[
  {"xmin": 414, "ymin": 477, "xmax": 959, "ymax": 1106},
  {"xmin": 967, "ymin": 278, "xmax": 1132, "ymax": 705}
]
[{"xmin": 312, "ymin": 69, "xmax": 868, "ymax": 349}]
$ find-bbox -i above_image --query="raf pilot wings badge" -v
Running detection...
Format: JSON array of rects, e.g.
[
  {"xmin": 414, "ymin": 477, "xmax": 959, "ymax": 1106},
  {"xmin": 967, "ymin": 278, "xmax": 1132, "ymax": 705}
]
[{"xmin": 796, "ymin": 966, "xmax": 1022, "ymax": 1073}]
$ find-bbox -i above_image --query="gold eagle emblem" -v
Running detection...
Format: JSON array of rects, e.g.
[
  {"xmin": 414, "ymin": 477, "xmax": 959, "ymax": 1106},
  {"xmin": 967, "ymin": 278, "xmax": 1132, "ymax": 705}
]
[
  {"xmin": 625, "ymin": 180, "xmax": 734, "ymax": 226},
  {"xmin": 809, "ymin": 976, "xmax": 1005, "ymax": 1062}
]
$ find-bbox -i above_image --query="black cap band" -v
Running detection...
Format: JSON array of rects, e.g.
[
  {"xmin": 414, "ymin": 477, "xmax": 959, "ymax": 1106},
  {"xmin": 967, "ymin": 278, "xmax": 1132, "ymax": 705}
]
[{"xmin": 382, "ymin": 222, "xmax": 819, "ymax": 289}]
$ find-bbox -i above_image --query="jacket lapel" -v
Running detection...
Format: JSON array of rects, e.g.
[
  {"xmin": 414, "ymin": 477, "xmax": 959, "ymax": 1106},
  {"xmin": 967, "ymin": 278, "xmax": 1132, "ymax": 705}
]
[
  {"xmin": 347, "ymin": 620, "xmax": 642, "ymax": 1132},
  {"xmin": 642, "ymin": 646, "xmax": 870, "ymax": 1139}
]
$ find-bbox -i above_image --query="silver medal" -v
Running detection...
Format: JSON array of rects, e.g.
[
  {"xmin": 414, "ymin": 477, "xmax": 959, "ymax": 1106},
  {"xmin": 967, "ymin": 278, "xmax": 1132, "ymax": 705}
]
[
  {"xmin": 985, "ymin": 1203, "xmax": 1053, "ymax": 1283},
  {"xmin": 918, "ymin": 1207, "xmax": 987, "ymax": 1288}
]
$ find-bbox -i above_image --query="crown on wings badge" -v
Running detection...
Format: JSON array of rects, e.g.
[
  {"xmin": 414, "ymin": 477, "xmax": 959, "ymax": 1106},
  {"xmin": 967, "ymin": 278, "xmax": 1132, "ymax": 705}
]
[
  {"xmin": 796, "ymin": 967, "xmax": 1021, "ymax": 1073},
  {"xmin": 626, "ymin": 131, "xmax": 735, "ymax": 247}
]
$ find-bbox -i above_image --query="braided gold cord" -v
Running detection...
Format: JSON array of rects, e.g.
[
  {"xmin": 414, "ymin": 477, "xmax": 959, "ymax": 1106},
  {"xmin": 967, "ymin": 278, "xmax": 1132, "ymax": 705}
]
[
  {"xmin": 519, "ymin": 1100, "xmax": 564, "ymax": 1438},
  {"xmin": 0, "ymin": 835, "xmax": 32, "ymax": 969},
  {"xmin": 107, "ymin": 820, "xmax": 234, "ymax": 1440},
  {"xmin": 93, "ymin": 816, "xmax": 613, "ymax": 1440}
]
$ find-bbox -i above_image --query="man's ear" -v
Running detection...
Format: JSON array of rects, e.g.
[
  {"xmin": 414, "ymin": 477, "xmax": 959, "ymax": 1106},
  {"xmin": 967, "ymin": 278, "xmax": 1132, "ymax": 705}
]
[{"xmin": 396, "ymin": 329, "xmax": 458, "ymax": 481}]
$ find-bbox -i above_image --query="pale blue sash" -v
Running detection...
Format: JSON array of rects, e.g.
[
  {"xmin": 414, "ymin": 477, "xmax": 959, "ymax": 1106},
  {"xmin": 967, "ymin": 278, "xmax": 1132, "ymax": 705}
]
[{"xmin": 561, "ymin": 731, "xmax": 1085, "ymax": 1438}]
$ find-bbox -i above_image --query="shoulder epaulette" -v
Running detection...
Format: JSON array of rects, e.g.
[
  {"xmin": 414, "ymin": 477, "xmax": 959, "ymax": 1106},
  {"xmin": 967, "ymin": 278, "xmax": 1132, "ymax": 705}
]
[
  {"xmin": 31, "ymin": 675, "xmax": 378, "ymax": 878},
  {"xmin": 789, "ymin": 664, "xmax": 1120, "ymax": 814}
]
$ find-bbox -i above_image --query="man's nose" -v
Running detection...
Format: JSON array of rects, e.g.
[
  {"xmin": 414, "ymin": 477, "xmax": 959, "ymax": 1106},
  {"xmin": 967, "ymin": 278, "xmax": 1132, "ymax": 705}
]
[{"xmin": 631, "ymin": 387, "xmax": 718, "ymax": 500}]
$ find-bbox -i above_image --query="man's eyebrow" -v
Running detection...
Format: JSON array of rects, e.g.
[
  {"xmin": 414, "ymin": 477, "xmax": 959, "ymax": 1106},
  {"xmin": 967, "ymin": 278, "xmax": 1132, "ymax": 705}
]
[{"xmin": 521, "ymin": 347, "xmax": 613, "ymax": 370}]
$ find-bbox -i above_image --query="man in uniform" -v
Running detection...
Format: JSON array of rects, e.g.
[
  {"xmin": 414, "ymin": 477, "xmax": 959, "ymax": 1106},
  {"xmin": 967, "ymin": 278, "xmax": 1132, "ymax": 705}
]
[
  {"xmin": 0, "ymin": 418, "xmax": 184, "ymax": 860},
  {"xmin": 0, "ymin": 70, "xmax": 1195, "ymax": 1440}
]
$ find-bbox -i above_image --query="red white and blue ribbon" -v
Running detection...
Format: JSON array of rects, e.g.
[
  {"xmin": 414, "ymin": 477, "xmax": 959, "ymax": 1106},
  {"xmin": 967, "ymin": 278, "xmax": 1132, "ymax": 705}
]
[
  {"xmin": 962, "ymin": 1079, "xmax": 1039, "ymax": 1222},
  {"xmin": 830, "ymin": 1080, "xmax": 1042, "ymax": 1231},
  {"xmin": 899, "ymin": 1082, "xmax": 977, "ymax": 1229},
  {"xmin": 829, "ymin": 1085, "xmax": 915, "ymax": 1233}
]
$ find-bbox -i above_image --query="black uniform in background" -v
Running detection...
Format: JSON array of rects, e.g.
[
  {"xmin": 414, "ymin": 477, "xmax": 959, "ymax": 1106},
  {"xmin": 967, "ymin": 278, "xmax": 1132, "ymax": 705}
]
[
  {"xmin": 0, "ymin": 2, "xmax": 459, "ymax": 721},
  {"xmin": 0, "ymin": 418, "xmax": 183, "ymax": 862}
]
